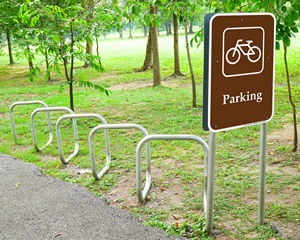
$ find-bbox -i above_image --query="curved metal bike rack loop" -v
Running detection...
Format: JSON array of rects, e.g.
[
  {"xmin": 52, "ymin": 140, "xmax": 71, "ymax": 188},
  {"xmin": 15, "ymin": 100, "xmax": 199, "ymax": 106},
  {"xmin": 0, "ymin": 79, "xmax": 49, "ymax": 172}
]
[
  {"xmin": 9, "ymin": 101, "xmax": 51, "ymax": 144},
  {"xmin": 89, "ymin": 124, "xmax": 150, "ymax": 180},
  {"xmin": 56, "ymin": 113, "xmax": 110, "ymax": 164},
  {"xmin": 136, "ymin": 134, "xmax": 209, "ymax": 207},
  {"xmin": 30, "ymin": 107, "xmax": 78, "ymax": 151}
]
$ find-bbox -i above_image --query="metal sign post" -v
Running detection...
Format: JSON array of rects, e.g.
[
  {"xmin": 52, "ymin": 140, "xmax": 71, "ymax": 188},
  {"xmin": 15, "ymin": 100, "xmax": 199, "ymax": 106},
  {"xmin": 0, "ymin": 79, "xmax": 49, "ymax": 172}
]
[
  {"xmin": 206, "ymin": 131, "xmax": 216, "ymax": 233},
  {"xmin": 259, "ymin": 122, "xmax": 267, "ymax": 224}
]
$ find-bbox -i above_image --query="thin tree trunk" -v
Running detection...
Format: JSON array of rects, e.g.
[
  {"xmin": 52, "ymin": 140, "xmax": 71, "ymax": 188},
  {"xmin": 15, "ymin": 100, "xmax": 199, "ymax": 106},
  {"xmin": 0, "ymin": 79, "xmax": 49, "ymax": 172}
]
[
  {"xmin": 52, "ymin": 0, "xmax": 71, "ymax": 109},
  {"xmin": 69, "ymin": 24, "xmax": 75, "ymax": 111},
  {"xmin": 137, "ymin": 28, "xmax": 152, "ymax": 72},
  {"xmin": 95, "ymin": 30, "xmax": 103, "ymax": 70},
  {"xmin": 83, "ymin": 0, "xmax": 93, "ymax": 68},
  {"xmin": 150, "ymin": 5, "xmax": 161, "ymax": 87},
  {"xmin": 119, "ymin": 29, "xmax": 123, "ymax": 38},
  {"xmin": 188, "ymin": 16, "xmax": 194, "ymax": 34},
  {"xmin": 45, "ymin": 49, "xmax": 51, "ymax": 82},
  {"xmin": 173, "ymin": 13, "xmax": 183, "ymax": 76},
  {"xmin": 40, "ymin": 18, "xmax": 51, "ymax": 81},
  {"xmin": 168, "ymin": 23, "xmax": 172, "ymax": 35},
  {"xmin": 165, "ymin": 22, "xmax": 170, "ymax": 35},
  {"xmin": 6, "ymin": 29, "xmax": 15, "ymax": 65},
  {"xmin": 129, "ymin": 20, "xmax": 133, "ymax": 38},
  {"xmin": 184, "ymin": 16, "xmax": 196, "ymax": 108},
  {"xmin": 284, "ymin": 46, "xmax": 298, "ymax": 152},
  {"xmin": 143, "ymin": 24, "xmax": 147, "ymax": 37},
  {"xmin": 27, "ymin": 43, "xmax": 34, "ymax": 71}
]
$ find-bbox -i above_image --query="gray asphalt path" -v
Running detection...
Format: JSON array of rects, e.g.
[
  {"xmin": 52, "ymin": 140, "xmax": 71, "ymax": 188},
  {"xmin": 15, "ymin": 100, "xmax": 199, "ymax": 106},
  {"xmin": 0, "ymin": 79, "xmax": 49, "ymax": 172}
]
[{"xmin": 0, "ymin": 154, "xmax": 185, "ymax": 240}]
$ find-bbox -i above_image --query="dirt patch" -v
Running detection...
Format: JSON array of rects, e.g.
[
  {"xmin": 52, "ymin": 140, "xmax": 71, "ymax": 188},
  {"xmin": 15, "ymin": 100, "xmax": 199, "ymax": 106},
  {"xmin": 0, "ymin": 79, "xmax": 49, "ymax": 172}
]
[
  {"xmin": 39, "ymin": 153, "xmax": 60, "ymax": 163},
  {"xmin": 11, "ymin": 144, "xmax": 32, "ymax": 153},
  {"xmin": 108, "ymin": 79, "xmax": 194, "ymax": 91},
  {"xmin": 106, "ymin": 163, "xmax": 187, "ymax": 217},
  {"xmin": 268, "ymin": 123, "xmax": 299, "ymax": 146},
  {"xmin": 270, "ymin": 220, "xmax": 300, "ymax": 240},
  {"xmin": 60, "ymin": 162, "xmax": 92, "ymax": 176},
  {"xmin": 109, "ymin": 82, "xmax": 153, "ymax": 90}
]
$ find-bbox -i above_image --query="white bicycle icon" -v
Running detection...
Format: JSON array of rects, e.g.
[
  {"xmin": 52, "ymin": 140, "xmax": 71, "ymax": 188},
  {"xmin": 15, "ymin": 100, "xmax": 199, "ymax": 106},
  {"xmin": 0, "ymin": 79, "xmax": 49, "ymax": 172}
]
[{"xmin": 225, "ymin": 39, "xmax": 261, "ymax": 65}]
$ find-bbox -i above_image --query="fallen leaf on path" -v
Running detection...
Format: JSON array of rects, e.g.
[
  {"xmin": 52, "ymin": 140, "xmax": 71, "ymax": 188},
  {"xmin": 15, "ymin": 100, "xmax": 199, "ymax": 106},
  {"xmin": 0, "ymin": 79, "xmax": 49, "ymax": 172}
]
[
  {"xmin": 159, "ymin": 187, "xmax": 166, "ymax": 191},
  {"xmin": 172, "ymin": 215, "xmax": 181, "ymax": 220}
]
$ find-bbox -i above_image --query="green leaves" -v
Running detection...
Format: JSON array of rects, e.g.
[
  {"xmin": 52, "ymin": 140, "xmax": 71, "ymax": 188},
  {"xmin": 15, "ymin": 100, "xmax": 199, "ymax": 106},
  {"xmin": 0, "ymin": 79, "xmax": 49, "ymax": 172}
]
[{"xmin": 75, "ymin": 80, "xmax": 110, "ymax": 96}]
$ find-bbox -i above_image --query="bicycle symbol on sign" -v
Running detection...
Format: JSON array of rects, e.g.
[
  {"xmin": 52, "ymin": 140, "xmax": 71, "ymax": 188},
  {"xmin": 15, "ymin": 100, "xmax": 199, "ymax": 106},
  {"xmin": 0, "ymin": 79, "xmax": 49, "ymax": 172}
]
[{"xmin": 225, "ymin": 39, "xmax": 261, "ymax": 65}]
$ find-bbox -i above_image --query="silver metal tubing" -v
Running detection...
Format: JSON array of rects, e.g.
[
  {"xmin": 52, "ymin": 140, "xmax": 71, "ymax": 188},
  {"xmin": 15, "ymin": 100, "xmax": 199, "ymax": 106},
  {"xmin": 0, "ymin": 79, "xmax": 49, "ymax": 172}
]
[
  {"xmin": 89, "ymin": 124, "xmax": 150, "ymax": 180},
  {"xmin": 30, "ymin": 107, "xmax": 77, "ymax": 151},
  {"xmin": 206, "ymin": 131, "xmax": 216, "ymax": 234},
  {"xmin": 9, "ymin": 101, "xmax": 51, "ymax": 144},
  {"xmin": 136, "ymin": 134, "xmax": 209, "ymax": 205},
  {"xmin": 56, "ymin": 113, "xmax": 110, "ymax": 164},
  {"xmin": 259, "ymin": 122, "xmax": 267, "ymax": 224}
]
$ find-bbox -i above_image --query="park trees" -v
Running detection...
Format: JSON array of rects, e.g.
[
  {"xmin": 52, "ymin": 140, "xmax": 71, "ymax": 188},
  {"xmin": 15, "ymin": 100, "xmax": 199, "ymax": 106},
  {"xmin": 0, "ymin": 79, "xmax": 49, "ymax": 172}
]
[
  {"xmin": 128, "ymin": 0, "xmax": 161, "ymax": 86},
  {"xmin": 0, "ymin": 0, "xmax": 21, "ymax": 65},
  {"xmin": 19, "ymin": 0, "xmax": 109, "ymax": 110}
]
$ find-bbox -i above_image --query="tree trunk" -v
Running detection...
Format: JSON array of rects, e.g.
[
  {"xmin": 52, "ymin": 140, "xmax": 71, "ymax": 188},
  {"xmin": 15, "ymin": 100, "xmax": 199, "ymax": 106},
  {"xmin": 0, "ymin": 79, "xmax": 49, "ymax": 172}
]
[
  {"xmin": 168, "ymin": 23, "xmax": 172, "ymax": 35},
  {"xmin": 6, "ymin": 29, "xmax": 15, "ymax": 65},
  {"xmin": 119, "ymin": 29, "xmax": 123, "ymax": 38},
  {"xmin": 52, "ymin": 0, "xmax": 71, "ymax": 108},
  {"xmin": 70, "ymin": 24, "xmax": 75, "ymax": 111},
  {"xmin": 143, "ymin": 24, "xmax": 147, "ymax": 37},
  {"xmin": 184, "ymin": 16, "xmax": 196, "ymax": 108},
  {"xmin": 27, "ymin": 44, "xmax": 34, "ymax": 71},
  {"xmin": 284, "ymin": 46, "xmax": 298, "ymax": 152},
  {"xmin": 129, "ymin": 20, "xmax": 133, "ymax": 38},
  {"xmin": 45, "ymin": 49, "xmax": 51, "ymax": 82},
  {"xmin": 84, "ymin": 38, "xmax": 93, "ymax": 68},
  {"xmin": 188, "ymin": 16, "xmax": 194, "ymax": 34},
  {"xmin": 95, "ymin": 30, "xmax": 103, "ymax": 70},
  {"xmin": 83, "ymin": 0, "xmax": 94, "ymax": 68},
  {"xmin": 150, "ymin": 6, "xmax": 161, "ymax": 87},
  {"xmin": 173, "ymin": 13, "xmax": 183, "ymax": 76},
  {"xmin": 137, "ymin": 28, "xmax": 152, "ymax": 72},
  {"xmin": 165, "ymin": 22, "xmax": 170, "ymax": 35},
  {"xmin": 40, "ymin": 18, "xmax": 51, "ymax": 81}
]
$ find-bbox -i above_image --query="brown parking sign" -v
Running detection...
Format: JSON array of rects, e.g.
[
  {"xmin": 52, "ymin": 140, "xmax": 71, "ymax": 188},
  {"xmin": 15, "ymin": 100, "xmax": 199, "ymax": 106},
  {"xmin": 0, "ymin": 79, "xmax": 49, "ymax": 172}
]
[{"xmin": 203, "ymin": 13, "xmax": 276, "ymax": 132}]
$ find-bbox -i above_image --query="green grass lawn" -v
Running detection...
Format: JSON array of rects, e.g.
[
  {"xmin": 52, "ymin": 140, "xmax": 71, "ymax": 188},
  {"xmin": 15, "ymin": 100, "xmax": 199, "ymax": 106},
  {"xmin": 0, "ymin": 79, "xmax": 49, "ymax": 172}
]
[{"xmin": 0, "ymin": 31, "xmax": 299, "ymax": 239}]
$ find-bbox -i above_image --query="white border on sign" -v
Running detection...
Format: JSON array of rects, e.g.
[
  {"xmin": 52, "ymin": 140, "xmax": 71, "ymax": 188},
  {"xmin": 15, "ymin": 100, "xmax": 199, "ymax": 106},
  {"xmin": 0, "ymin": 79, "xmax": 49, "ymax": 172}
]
[
  {"xmin": 208, "ymin": 13, "xmax": 276, "ymax": 133},
  {"xmin": 222, "ymin": 26, "xmax": 265, "ymax": 78}
]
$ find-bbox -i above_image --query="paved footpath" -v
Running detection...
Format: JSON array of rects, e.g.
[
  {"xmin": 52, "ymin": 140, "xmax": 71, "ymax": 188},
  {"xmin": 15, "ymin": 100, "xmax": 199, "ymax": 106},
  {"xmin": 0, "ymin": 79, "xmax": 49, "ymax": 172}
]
[{"xmin": 0, "ymin": 154, "xmax": 185, "ymax": 240}]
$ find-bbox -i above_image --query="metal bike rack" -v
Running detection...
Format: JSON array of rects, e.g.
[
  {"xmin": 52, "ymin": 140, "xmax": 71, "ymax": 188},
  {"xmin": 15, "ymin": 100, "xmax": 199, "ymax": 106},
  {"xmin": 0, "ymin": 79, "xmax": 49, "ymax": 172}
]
[
  {"xmin": 30, "ymin": 107, "xmax": 78, "ymax": 151},
  {"xmin": 9, "ymin": 101, "xmax": 51, "ymax": 144},
  {"xmin": 89, "ymin": 124, "xmax": 150, "ymax": 180},
  {"xmin": 136, "ymin": 134, "xmax": 209, "ymax": 206},
  {"xmin": 56, "ymin": 113, "xmax": 110, "ymax": 164}
]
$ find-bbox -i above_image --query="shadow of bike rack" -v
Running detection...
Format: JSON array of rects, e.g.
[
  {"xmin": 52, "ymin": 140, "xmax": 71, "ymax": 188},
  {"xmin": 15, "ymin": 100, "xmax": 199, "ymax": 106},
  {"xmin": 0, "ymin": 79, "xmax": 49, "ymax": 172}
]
[
  {"xmin": 9, "ymin": 101, "xmax": 51, "ymax": 144},
  {"xmin": 56, "ymin": 113, "xmax": 110, "ymax": 164},
  {"xmin": 136, "ymin": 134, "xmax": 209, "ymax": 207},
  {"xmin": 89, "ymin": 124, "xmax": 150, "ymax": 180},
  {"xmin": 30, "ymin": 107, "xmax": 78, "ymax": 152}
]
